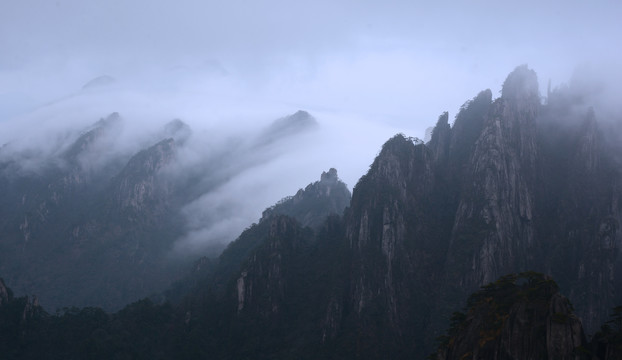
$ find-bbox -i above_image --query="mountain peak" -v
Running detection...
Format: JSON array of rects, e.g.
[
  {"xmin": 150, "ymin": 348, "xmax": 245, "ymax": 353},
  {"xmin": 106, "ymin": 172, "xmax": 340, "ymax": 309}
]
[
  {"xmin": 429, "ymin": 112, "xmax": 451, "ymax": 162},
  {"xmin": 81, "ymin": 75, "xmax": 116, "ymax": 90},
  {"xmin": 436, "ymin": 111, "xmax": 449, "ymax": 127},
  {"xmin": 63, "ymin": 112, "xmax": 123, "ymax": 162},
  {"xmin": 163, "ymin": 119, "xmax": 192, "ymax": 143},
  {"xmin": 320, "ymin": 168, "xmax": 338, "ymax": 182},
  {"xmin": 256, "ymin": 110, "xmax": 319, "ymax": 146},
  {"xmin": 261, "ymin": 168, "xmax": 351, "ymax": 229},
  {"xmin": 92, "ymin": 112, "xmax": 122, "ymax": 130},
  {"xmin": 291, "ymin": 109, "xmax": 312, "ymax": 119},
  {"xmin": 501, "ymin": 64, "xmax": 539, "ymax": 102},
  {"xmin": 268, "ymin": 110, "xmax": 318, "ymax": 134}
]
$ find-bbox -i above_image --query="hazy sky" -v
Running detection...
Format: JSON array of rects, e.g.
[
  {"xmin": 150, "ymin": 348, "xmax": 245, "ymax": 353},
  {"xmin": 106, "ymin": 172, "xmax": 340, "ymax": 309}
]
[
  {"xmin": 3, "ymin": 0, "xmax": 621, "ymax": 126},
  {"xmin": 2, "ymin": 1, "xmax": 622, "ymax": 249}
]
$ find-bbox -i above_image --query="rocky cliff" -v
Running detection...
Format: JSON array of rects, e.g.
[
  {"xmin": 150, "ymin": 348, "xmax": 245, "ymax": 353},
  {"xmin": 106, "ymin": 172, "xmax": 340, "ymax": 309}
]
[
  {"xmin": 184, "ymin": 65, "xmax": 622, "ymax": 358},
  {"xmin": 340, "ymin": 133, "xmax": 441, "ymax": 356},
  {"xmin": 432, "ymin": 65, "xmax": 621, "ymax": 336},
  {"xmin": 447, "ymin": 66, "xmax": 539, "ymax": 289},
  {"xmin": 320, "ymin": 65, "xmax": 621, "ymax": 354},
  {"xmin": 435, "ymin": 273, "xmax": 585, "ymax": 360},
  {"xmin": 261, "ymin": 167, "xmax": 351, "ymax": 229}
]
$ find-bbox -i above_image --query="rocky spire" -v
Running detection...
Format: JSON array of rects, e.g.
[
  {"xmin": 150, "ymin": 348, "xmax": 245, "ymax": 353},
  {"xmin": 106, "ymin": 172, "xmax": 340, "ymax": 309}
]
[
  {"xmin": 320, "ymin": 167, "xmax": 338, "ymax": 182},
  {"xmin": 261, "ymin": 168, "xmax": 351, "ymax": 229},
  {"xmin": 501, "ymin": 64, "xmax": 539, "ymax": 105},
  {"xmin": 428, "ymin": 111, "xmax": 451, "ymax": 164},
  {"xmin": 447, "ymin": 65, "xmax": 540, "ymax": 290}
]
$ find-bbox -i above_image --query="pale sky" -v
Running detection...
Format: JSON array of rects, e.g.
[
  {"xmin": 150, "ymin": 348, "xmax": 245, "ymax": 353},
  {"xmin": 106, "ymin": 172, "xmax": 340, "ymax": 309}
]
[{"xmin": 2, "ymin": 1, "xmax": 621, "ymax": 128}]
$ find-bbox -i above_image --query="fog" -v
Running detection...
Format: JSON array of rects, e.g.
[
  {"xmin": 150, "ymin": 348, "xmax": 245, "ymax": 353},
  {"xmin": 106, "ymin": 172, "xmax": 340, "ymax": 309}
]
[{"xmin": 1, "ymin": 0, "xmax": 622, "ymax": 252}]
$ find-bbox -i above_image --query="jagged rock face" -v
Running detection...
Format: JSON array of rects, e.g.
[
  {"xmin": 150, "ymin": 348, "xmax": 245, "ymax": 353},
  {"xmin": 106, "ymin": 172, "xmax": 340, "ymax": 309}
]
[
  {"xmin": 342, "ymin": 134, "xmax": 442, "ymax": 355},
  {"xmin": 436, "ymin": 273, "xmax": 585, "ymax": 360},
  {"xmin": 331, "ymin": 65, "xmax": 621, "ymax": 353},
  {"xmin": 260, "ymin": 168, "xmax": 351, "ymax": 229},
  {"xmin": 447, "ymin": 65, "xmax": 539, "ymax": 289},
  {"xmin": 448, "ymin": 89, "xmax": 492, "ymax": 173},
  {"xmin": 170, "ymin": 66, "xmax": 622, "ymax": 358},
  {"xmin": 429, "ymin": 112, "xmax": 451, "ymax": 164},
  {"xmin": 438, "ymin": 66, "xmax": 622, "ymax": 335},
  {"xmin": 235, "ymin": 216, "xmax": 308, "ymax": 318}
]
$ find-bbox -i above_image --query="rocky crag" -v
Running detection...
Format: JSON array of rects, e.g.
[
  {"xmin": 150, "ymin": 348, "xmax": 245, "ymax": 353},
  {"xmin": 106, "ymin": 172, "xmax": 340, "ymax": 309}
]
[{"xmin": 435, "ymin": 273, "xmax": 586, "ymax": 360}]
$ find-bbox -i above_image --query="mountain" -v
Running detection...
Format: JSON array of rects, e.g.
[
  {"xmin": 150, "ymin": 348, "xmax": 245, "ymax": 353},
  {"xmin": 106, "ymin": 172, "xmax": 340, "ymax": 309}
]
[
  {"xmin": 257, "ymin": 110, "xmax": 318, "ymax": 146},
  {"xmin": 0, "ymin": 110, "xmax": 318, "ymax": 311},
  {"xmin": 185, "ymin": 65, "xmax": 622, "ymax": 357},
  {"xmin": 1, "ymin": 65, "xmax": 622, "ymax": 359},
  {"xmin": 167, "ymin": 61, "xmax": 622, "ymax": 358},
  {"xmin": 433, "ymin": 272, "xmax": 622, "ymax": 360},
  {"xmin": 261, "ymin": 167, "xmax": 351, "ymax": 229},
  {"xmin": 0, "ymin": 113, "xmax": 185, "ymax": 311},
  {"xmin": 434, "ymin": 273, "xmax": 586, "ymax": 360},
  {"xmin": 162, "ymin": 168, "xmax": 352, "ymax": 305}
]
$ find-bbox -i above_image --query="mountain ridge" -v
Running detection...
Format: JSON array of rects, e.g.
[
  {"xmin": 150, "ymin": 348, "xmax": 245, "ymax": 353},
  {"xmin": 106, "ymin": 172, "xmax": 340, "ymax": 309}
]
[{"xmin": 1, "ymin": 65, "xmax": 621, "ymax": 359}]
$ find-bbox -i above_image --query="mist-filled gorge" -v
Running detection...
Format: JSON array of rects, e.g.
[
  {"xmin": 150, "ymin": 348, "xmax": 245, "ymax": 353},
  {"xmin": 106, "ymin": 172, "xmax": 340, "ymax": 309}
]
[{"xmin": 2, "ymin": 1, "xmax": 622, "ymax": 359}]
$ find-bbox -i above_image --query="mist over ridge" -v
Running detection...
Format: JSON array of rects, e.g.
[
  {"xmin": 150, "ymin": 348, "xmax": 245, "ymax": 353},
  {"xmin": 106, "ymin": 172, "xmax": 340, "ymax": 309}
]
[
  {"xmin": 2, "ymin": 58, "xmax": 622, "ymax": 358},
  {"xmin": 2, "ymin": 60, "xmax": 622, "ymax": 258}
]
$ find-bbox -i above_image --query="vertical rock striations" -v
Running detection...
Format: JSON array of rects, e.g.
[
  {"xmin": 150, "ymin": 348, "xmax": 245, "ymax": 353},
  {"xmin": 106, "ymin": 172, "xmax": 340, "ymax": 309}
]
[
  {"xmin": 447, "ymin": 65, "xmax": 539, "ymax": 290},
  {"xmin": 343, "ymin": 134, "xmax": 441, "ymax": 356}
]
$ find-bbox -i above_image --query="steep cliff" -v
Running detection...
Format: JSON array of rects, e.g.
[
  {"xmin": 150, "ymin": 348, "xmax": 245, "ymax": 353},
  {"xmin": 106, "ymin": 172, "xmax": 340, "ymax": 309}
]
[
  {"xmin": 437, "ymin": 65, "xmax": 622, "ymax": 336},
  {"xmin": 446, "ymin": 65, "xmax": 539, "ymax": 290},
  {"xmin": 341, "ymin": 134, "xmax": 444, "ymax": 357},
  {"xmin": 172, "ymin": 66, "xmax": 622, "ymax": 357}
]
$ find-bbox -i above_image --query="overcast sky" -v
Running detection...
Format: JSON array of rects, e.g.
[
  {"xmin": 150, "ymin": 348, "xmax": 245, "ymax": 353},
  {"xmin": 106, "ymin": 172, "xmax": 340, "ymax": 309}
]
[{"xmin": 3, "ymin": 0, "xmax": 622, "ymax": 126}]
